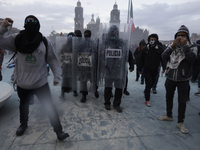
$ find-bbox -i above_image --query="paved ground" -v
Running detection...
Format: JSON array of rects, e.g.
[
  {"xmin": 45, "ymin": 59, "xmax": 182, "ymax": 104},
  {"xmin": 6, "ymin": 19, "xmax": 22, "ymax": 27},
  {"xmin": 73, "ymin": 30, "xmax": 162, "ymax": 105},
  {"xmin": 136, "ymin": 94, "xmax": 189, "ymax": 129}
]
[{"xmin": 0, "ymin": 54, "xmax": 200, "ymax": 150}]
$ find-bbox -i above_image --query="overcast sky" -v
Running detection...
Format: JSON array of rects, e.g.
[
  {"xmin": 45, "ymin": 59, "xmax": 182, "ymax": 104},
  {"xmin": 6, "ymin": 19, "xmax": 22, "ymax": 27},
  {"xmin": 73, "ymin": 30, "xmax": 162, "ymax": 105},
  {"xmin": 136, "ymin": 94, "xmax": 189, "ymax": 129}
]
[{"xmin": 0, "ymin": 0, "xmax": 200, "ymax": 40}]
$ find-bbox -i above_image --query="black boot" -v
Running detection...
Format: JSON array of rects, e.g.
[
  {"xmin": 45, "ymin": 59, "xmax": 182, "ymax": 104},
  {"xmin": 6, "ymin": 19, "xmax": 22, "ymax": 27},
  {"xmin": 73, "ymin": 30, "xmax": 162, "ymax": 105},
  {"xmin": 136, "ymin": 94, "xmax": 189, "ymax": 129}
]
[
  {"xmin": 80, "ymin": 95, "xmax": 86, "ymax": 103},
  {"xmin": 95, "ymin": 91, "xmax": 99, "ymax": 98},
  {"xmin": 16, "ymin": 124, "xmax": 27, "ymax": 136},
  {"xmin": 56, "ymin": 131, "xmax": 69, "ymax": 141},
  {"xmin": 123, "ymin": 90, "xmax": 130, "ymax": 95}
]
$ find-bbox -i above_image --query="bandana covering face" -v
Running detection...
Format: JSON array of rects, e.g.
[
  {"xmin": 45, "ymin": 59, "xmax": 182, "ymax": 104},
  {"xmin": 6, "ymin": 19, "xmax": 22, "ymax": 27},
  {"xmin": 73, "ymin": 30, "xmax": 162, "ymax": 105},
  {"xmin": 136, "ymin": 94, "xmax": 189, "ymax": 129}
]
[{"xmin": 15, "ymin": 15, "xmax": 42, "ymax": 54}]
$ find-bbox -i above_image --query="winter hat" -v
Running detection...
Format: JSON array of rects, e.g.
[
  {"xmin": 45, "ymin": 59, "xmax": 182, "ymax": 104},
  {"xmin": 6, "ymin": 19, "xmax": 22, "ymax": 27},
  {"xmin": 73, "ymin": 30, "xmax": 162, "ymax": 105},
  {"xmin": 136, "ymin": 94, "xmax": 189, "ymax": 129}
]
[
  {"xmin": 174, "ymin": 25, "xmax": 190, "ymax": 40},
  {"xmin": 67, "ymin": 32, "xmax": 76, "ymax": 38},
  {"xmin": 74, "ymin": 30, "xmax": 82, "ymax": 37},
  {"xmin": 84, "ymin": 30, "xmax": 91, "ymax": 37},
  {"xmin": 148, "ymin": 34, "xmax": 158, "ymax": 42},
  {"xmin": 139, "ymin": 39, "xmax": 146, "ymax": 46}
]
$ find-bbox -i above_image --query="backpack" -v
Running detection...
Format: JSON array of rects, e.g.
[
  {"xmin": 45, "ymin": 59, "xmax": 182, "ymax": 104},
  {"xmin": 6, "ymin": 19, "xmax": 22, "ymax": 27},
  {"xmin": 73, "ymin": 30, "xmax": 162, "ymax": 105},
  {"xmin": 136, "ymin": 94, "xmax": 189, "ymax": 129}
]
[{"xmin": 8, "ymin": 36, "xmax": 48, "ymax": 63}]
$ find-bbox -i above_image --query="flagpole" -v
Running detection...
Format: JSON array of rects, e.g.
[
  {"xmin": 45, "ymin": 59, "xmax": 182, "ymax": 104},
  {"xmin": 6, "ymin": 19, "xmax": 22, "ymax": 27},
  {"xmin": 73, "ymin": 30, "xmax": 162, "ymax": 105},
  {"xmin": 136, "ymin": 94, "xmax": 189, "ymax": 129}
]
[{"xmin": 127, "ymin": 0, "xmax": 130, "ymax": 24}]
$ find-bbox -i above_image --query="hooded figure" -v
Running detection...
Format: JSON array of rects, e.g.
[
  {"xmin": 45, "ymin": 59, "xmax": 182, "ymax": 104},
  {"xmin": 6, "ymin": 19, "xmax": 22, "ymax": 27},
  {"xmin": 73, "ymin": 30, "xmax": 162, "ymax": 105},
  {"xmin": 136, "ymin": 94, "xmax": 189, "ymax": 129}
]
[
  {"xmin": 15, "ymin": 15, "xmax": 42, "ymax": 54},
  {"xmin": 0, "ymin": 16, "xmax": 69, "ymax": 141},
  {"xmin": 84, "ymin": 30, "xmax": 91, "ymax": 38}
]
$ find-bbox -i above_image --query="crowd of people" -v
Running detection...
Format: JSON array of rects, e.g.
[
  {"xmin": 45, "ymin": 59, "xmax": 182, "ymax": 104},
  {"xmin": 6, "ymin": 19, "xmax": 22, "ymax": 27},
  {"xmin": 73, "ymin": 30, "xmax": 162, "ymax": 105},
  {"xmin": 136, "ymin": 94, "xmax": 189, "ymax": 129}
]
[{"xmin": 0, "ymin": 15, "xmax": 199, "ymax": 140}]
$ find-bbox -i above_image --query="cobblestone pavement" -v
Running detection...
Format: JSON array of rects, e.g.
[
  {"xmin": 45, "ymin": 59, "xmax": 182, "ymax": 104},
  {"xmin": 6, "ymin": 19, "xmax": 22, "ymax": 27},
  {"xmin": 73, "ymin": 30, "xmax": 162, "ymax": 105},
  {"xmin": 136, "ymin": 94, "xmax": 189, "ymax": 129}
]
[{"xmin": 0, "ymin": 54, "xmax": 200, "ymax": 150}]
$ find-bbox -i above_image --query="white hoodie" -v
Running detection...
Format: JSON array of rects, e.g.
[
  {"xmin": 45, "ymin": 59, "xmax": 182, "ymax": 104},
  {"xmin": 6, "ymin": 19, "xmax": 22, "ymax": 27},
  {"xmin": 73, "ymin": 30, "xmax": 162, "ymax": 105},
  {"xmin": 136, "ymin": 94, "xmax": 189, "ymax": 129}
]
[{"xmin": 0, "ymin": 26, "xmax": 61, "ymax": 89}]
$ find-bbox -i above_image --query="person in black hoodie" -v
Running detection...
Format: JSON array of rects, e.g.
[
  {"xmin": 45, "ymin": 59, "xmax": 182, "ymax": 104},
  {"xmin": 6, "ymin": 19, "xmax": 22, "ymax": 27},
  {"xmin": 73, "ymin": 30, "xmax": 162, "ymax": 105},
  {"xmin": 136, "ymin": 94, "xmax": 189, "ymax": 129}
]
[
  {"xmin": 138, "ymin": 34, "xmax": 166, "ymax": 107},
  {"xmin": 0, "ymin": 16, "xmax": 69, "ymax": 141},
  {"xmin": 134, "ymin": 39, "xmax": 146, "ymax": 84},
  {"xmin": 158, "ymin": 25, "xmax": 197, "ymax": 134}
]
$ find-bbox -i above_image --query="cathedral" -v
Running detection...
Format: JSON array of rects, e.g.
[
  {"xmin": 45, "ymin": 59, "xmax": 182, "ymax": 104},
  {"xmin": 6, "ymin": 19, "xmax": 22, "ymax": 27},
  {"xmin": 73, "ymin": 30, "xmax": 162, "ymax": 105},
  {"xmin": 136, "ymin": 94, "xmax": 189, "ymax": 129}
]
[{"xmin": 74, "ymin": 0, "xmax": 149, "ymax": 47}]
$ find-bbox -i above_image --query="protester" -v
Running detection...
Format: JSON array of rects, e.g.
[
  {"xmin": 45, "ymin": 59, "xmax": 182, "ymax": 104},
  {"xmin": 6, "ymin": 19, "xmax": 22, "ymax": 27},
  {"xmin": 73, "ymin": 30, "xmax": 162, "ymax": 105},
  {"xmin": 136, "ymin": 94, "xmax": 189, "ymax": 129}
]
[
  {"xmin": 194, "ymin": 40, "xmax": 200, "ymax": 95},
  {"xmin": 138, "ymin": 34, "xmax": 166, "ymax": 107},
  {"xmin": 123, "ymin": 50, "xmax": 134, "ymax": 95},
  {"xmin": 0, "ymin": 16, "xmax": 69, "ymax": 141},
  {"xmin": 134, "ymin": 39, "xmax": 146, "ymax": 84},
  {"xmin": 158, "ymin": 25, "xmax": 197, "ymax": 134}
]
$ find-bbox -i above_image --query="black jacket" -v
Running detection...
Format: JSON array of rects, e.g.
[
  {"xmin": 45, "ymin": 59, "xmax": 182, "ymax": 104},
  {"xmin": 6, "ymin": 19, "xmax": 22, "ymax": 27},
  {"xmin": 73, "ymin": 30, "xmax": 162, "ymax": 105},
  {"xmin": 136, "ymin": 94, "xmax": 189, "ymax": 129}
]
[
  {"xmin": 128, "ymin": 50, "xmax": 135, "ymax": 70},
  {"xmin": 162, "ymin": 43, "xmax": 197, "ymax": 81},
  {"xmin": 134, "ymin": 47, "xmax": 142, "ymax": 64},
  {"xmin": 138, "ymin": 42, "xmax": 166, "ymax": 73}
]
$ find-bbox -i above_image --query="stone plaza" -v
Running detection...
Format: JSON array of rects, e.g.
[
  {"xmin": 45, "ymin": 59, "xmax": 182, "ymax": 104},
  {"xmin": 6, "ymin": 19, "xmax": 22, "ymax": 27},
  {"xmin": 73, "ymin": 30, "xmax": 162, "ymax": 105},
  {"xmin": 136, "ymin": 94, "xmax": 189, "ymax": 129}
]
[{"xmin": 0, "ymin": 54, "xmax": 200, "ymax": 150}]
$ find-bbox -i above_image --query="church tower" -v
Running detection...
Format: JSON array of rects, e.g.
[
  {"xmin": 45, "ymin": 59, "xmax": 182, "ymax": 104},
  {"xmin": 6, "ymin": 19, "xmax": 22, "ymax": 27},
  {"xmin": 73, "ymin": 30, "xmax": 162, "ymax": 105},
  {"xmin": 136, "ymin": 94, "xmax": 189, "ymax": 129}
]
[
  {"xmin": 74, "ymin": 1, "xmax": 84, "ymax": 33},
  {"xmin": 110, "ymin": 3, "xmax": 120, "ymax": 23}
]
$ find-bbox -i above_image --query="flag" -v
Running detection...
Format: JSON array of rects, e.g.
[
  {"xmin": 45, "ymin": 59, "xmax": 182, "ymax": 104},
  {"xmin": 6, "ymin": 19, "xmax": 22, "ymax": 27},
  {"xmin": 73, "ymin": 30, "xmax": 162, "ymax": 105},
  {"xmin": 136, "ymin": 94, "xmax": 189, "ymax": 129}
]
[{"xmin": 127, "ymin": 0, "xmax": 135, "ymax": 33}]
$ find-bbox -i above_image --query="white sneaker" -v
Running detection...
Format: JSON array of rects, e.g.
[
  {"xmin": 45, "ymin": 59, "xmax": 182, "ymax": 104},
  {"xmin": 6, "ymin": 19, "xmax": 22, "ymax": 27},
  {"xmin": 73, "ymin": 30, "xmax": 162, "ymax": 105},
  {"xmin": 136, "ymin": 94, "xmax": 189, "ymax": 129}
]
[
  {"xmin": 157, "ymin": 115, "xmax": 173, "ymax": 121},
  {"xmin": 177, "ymin": 123, "xmax": 188, "ymax": 134}
]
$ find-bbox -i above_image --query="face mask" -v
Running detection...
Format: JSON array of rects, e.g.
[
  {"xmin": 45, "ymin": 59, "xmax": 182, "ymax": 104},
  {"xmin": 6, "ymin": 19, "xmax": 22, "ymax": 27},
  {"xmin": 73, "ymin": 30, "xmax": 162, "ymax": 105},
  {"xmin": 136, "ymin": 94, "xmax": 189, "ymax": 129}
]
[
  {"xmin": 25, "ymin": 23, "xmax": 39, "ymax": 38},
  {"xmin": 149, "ymin": 40, "xmax": 156, "ymax": 47}
]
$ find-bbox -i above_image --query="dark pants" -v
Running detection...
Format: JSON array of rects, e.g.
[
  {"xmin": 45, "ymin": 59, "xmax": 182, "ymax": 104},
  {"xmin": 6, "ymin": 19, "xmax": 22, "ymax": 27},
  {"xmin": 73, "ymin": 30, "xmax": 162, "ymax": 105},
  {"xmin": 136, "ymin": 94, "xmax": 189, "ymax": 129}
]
[
  {"xmin": 136, "ymin": 63, "xmax": 144, "ymax": 81},
  {"xmin": 80, "ymin": 81, "xmax": 88, "ymax": 96},
  {"xmin": 144, "ymin": 72, "xmax": 157, "ymax": 101},
  {"xmin": 124, "ymin": 72, "xmax": 128, "ymax": 91},
  {"xmin": 17, "ymin": 83, "xmax": 62, "ymax": 132},
  {"xmin": 104, "ymin": 87, "xmax": 122, "ymax": 107},
  {"xmin": 152, "ymin": 66, "xmax": 161, "ymax": 90},
  {"xmin": 165, "ymin": 79, "xmax": 189, "ymax": 123}
]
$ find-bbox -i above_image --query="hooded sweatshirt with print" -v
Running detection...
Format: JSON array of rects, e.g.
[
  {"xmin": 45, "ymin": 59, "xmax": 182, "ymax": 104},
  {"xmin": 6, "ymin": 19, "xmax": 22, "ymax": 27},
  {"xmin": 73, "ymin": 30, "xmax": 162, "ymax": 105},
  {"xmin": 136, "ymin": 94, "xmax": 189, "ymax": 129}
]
[{"xmin": 0, "ymin": 16, "xmax": 61, "ymax": 89}]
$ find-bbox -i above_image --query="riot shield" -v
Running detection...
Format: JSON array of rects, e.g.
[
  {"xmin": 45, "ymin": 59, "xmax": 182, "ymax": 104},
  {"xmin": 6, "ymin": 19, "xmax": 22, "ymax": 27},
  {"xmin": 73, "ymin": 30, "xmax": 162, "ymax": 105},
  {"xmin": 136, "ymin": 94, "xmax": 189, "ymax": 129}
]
[
  {"xmin": 56, "ymin": 36, "xmax": 73, "ymax": 91},
  {"xmin": 97, "ymin": 23, "xmax": 131, "ymax": 89},
  {"xmin": 72, "ymin": 37, "xmax": 98, "ymax": 92}
]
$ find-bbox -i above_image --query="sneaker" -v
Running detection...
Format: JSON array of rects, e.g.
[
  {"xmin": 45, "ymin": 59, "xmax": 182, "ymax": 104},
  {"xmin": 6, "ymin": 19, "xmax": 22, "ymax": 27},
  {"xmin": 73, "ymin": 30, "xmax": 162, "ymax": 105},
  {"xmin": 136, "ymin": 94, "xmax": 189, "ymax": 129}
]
[
  {"xmin": 56, "ymin": 131, "xmax": 69, "ymax": 141},
  {"xmin": 177, "ymin": 123, "xmax": 188, "ymax": 134},
  {"xmin": 145, "ymin": 101, "xmax": 151, "ymax": 107},
  {"xmin": 105, "ymin": 105, "xmax": 111, "ymax": 110},
  {"xmin": 123, "ymin": 90, "xmax": 130, "ymax": 95},
  {"xmin": 113, "ymin": 106, "xmax": 122, "ymax": 113},
  {"xmin": 141, "ymin": 81, "xmax": 144, "ymax": 84},
  {"xmin": 152, "ymin": 89, "xmax": 157, "ymax": 94},
  {"xmin": 135, "ymin": 78, "xmax": 139, "ymax": 81},
  {"xmin": 157, "ymin": 115, "xmax": 173, "ymax": 121}
]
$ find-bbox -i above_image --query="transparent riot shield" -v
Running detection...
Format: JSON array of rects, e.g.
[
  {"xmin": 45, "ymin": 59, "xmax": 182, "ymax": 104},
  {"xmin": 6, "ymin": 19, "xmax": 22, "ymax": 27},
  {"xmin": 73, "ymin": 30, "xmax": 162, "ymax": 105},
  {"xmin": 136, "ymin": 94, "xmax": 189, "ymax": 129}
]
[
  {"xmin": 97, "ymin": 23, "xmax": 131, "ymax": 89},
  {"xmin": 56, "ymin": 36, "xmax": 73, "ymax": 92},
  {"xmin": 72, "ymin": 37, "xmax": 98, "ymax": 92}
]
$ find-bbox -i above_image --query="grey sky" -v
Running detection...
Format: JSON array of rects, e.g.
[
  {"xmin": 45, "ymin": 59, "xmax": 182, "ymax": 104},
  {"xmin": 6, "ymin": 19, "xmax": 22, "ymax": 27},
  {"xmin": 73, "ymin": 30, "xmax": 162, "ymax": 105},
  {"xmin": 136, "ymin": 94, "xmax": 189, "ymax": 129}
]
[{"xmin": 0, "ymin": 0, "xmax": 200, "ymax": 40}]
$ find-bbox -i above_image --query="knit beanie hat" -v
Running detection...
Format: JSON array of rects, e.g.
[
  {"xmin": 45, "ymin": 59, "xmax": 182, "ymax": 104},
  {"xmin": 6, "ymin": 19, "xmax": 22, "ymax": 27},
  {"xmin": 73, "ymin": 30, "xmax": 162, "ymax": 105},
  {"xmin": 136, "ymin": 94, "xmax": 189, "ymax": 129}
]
[
  {"xmin": 148, "ymin": 34, "xmax": 158, "ymax": 42},
  {"xmin": 174, "ymin": 25, "xmax": 190, "ymax": 41}
]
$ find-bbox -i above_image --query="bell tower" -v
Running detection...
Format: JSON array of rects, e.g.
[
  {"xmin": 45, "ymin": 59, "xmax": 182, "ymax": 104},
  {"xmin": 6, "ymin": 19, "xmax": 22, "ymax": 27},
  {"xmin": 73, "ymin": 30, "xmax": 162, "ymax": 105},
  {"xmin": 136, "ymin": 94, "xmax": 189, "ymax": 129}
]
[
  {"xmin": 74, "ymin": 0, "xmax": 84, "ymax": 32},
  {"xmin": 110, "ymin": 3, "xmax": 120, "ymax": 23}
]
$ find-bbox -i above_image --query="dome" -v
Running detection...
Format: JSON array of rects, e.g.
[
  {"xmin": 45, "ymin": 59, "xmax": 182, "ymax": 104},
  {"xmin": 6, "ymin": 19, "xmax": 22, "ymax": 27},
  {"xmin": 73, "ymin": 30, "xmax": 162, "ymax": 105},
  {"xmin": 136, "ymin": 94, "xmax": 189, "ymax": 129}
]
[
  {"xmin": 88, "ymin": 14, "xmax": 96, "ymax": 24},
  {"xmin": 77, "ymin": 1, "xmax": 81, "ymax": 7},
  {"xmin": 113, "ymin": 3, "xmax": 118, "ymax": 10}
]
